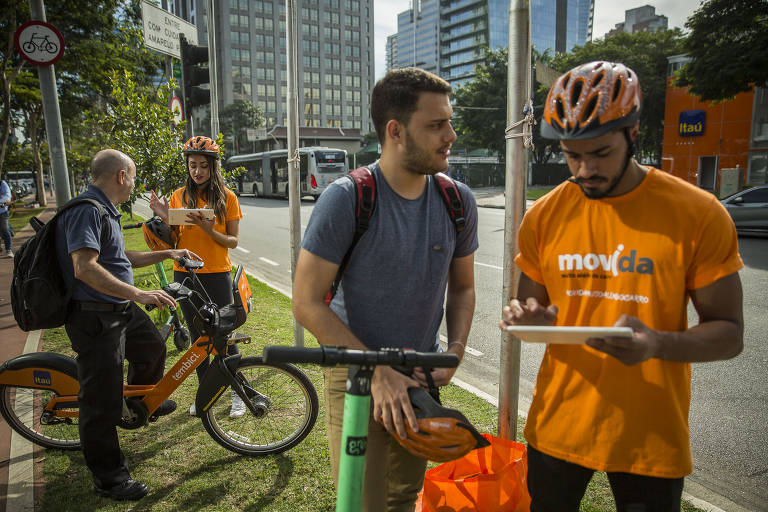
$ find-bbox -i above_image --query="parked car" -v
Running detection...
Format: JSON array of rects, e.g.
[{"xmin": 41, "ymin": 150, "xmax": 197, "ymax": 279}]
[{"xmin": 720, "ymin": 185, "xmax": 768, "ymax": 235}]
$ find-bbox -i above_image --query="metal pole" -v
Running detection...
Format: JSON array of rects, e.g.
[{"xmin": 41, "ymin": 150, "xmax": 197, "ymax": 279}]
[
  {"xmin": 286, "ymin": 0, "xmax": 304, "ymax": 347},
  {"xmin": 498, "ymin": 0, "xmax": 531, "ymax": 441},
  {"xmin": 207, "ymin": 0, "xmax": 219, "ymax": 137},
  {"xmin": 29, "ymin": 0, "xmax": 71, "ymax": 205}
]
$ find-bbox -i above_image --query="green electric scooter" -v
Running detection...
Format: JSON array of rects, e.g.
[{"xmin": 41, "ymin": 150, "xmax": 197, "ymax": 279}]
[{"xmin": 262, "ymin": 345, "xmax": 459, "ymax": 512}]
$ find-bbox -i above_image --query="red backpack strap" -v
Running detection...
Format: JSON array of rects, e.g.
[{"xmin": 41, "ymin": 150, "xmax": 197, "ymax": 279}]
[
  {"xmin": 433, "ymin": 172, "xmax": 466, "ymax": 232},
  {"xmin": 325, "ymin": 166, "xmax": 376, "ymax": 305}
]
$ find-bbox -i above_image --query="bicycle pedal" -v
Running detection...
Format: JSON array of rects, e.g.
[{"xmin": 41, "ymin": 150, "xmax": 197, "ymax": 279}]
[{"xmin": 228, "ymin": 332, "xmax": 251, "ymax": 345}]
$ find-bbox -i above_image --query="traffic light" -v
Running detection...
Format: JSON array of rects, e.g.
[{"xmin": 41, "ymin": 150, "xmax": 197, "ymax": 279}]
[{"xmin": 179, "ymin": 34, "xmax": 211, "ymax": 112}]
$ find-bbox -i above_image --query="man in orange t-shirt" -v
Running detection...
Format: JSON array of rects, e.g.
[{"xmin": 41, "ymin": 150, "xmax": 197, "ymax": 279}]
[{"xmin": 499, "ymin": 61, "xmax": 744, "ymax": 511}]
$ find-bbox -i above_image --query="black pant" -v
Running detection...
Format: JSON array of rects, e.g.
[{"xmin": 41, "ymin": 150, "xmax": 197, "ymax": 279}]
[
  {"xmin": 527, "ymin": 445, "xmax": 684, "ymax": 512},
  {"xmin": 174, "ymin": 270, "xmax": 238, "ymax": 381},
  {"xmin": 65, "ymin": 302, "xmax": 166, "ymax": 488}
]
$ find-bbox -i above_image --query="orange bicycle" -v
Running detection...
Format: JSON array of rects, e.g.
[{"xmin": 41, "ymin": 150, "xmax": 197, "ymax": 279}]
[{"xmin": 0, "ymin": 258, "xmax": 319, "ymax": 456}]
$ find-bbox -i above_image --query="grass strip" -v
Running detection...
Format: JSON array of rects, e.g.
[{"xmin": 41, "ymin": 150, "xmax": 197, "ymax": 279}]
[{"xmin": 37, "ymin": 215, "xmax": 705, "ymax": 511}]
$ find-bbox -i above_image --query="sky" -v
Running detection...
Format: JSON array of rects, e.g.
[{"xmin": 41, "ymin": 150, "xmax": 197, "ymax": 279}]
[{"xmin": 373, "ymin": 0, "xmax": 704, "ymax": 80}]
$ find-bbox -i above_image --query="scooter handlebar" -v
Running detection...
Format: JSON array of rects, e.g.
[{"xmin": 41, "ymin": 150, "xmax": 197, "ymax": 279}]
[{"xmin": 262, "ymin": 345, "xmax": 459, "ymax": 369}]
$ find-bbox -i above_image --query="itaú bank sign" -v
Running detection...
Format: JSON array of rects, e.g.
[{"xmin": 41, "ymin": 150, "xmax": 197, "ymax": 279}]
[{"xmin": 678, "ymin": 109, "xmax": 706, "ymax": 136}]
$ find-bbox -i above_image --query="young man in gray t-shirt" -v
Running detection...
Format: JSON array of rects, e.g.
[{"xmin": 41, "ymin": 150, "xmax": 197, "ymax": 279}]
[{"xmin": 293, "ymin": 68, "xmax": 478, "ymax": 511}]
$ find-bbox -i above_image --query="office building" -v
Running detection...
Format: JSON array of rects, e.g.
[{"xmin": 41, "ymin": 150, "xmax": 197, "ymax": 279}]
[
  {"xmin": 388, "ymin": 0, "xmax": 593, "ymax": 86},
  {"xmin": 169, "ymin": 0, "xmax": 374, "ymax": 150},
  {"xmin": 606, "ymin": 5, "xmax": 668, "ymax": 37}
]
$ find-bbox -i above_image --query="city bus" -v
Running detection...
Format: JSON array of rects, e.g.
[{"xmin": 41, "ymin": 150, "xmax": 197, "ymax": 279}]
[{"xmin": 225, "ymin": 147, "xmax": 348, "ymax": 200}]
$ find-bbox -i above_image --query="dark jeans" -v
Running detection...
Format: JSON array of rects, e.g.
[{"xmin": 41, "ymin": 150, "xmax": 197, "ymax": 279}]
[
  {"xmin": 174, "ymin": 270, "xmax": 238, "ymax": 381},
  {"xmin": 0, "ymin": 211, "xmax": 11, "ymax": 251},
  {"xmin": 527, "ymin": 445, "xmax": 684, "ymax": 512},
  {"xmin": 65, "ymin": 302, "xmax": 166, "ymax": 488}
]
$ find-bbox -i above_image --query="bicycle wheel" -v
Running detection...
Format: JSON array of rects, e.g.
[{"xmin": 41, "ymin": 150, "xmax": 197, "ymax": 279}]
[
  {"xmin": 200, "ymin": 356, "xmax": 318, "ymax": 456},
  {"xmin": 0, "ymin": 384, "xmax": 81, "ymax": 450},
  {"xmin": 22, "ymin": 41, "xmax": 35, "ymax": 54}
]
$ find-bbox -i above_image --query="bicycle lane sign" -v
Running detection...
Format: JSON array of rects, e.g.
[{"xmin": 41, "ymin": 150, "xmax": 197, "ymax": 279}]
[{"xmin": 14, "ymin": 20, "xmax": 65, "ymax": 66}]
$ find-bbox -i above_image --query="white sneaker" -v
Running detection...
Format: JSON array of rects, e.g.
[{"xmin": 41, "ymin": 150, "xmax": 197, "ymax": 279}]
[
  {"xmin": 188, "ymin": 403, "xmax": 197, "ymax": 416},
  {"xmin": 5, "ymin": 250, "xmax": 12, "ymax": 258},
  {"xmin": 230, "ymin": 391, "xmax": 246, "ymax": 418}
]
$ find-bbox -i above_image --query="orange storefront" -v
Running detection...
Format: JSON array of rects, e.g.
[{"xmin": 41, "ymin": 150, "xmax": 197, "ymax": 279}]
[{"xmin": 661, "ymin": 79, "xmax": 756, "ymax": 190}]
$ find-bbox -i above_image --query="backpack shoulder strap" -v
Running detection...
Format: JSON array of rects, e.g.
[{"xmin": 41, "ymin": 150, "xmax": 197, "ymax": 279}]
[
  {"xmin": 54, "ymin": 197, "xmax": 111, "ymax": 246},
  {"xmin": 325, "ymin": 166, "xmax": 376, "ymax": 305},
  {"xmin": 432, "ymin": 172, "xmax": 466, "ymax": 232}
]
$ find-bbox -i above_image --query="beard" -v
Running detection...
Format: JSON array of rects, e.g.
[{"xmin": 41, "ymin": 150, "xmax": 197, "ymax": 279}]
[{"xmin": 402, "ymin": 131, "xmax": 448, "ymax": 176}]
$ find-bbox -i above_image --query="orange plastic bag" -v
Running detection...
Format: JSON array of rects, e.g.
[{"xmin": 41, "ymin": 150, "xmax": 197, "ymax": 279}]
[{"xmin": 416, "ymin": 434, "xmax": 530, "ymax": 512}]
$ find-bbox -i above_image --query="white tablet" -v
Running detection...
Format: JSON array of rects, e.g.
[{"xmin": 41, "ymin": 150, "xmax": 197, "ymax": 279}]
[
  {"xmin": 168, "ymin": 208, "xmax": 215, "ymax": 225},
  {"xmin": 505, "ymin": 326, "xmax": 634, "ymax": 344}
]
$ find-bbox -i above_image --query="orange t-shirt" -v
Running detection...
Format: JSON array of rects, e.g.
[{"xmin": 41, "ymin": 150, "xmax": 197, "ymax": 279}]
[
  {"xmin": 169, "ymin": 187, "xmax": 243, "ymax": 273},
  {"xmin": 515, "ymin": 168, "xmax": 743, "ymax": 478}
]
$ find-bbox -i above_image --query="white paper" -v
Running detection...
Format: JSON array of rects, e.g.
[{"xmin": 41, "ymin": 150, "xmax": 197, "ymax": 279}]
[
  {"xmin": 505, "ymin": 326, "xmax": 634, "ymax": 344},
  {"xmin": 168, "ymin": 208, "xmax": 215, "ymax": 225}
]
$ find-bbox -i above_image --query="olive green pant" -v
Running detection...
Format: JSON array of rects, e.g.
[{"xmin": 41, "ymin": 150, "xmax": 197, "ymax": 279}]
[{"xmin": 324, "ymin": 366, "xmax": 428, "ymax": 512}]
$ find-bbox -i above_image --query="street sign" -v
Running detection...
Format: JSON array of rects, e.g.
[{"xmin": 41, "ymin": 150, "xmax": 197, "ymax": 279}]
[
  {"xmin": 140, "ymin": 0, "xmax": 197, "ymax": 59},
  {"xmin": 247, "ymin": 128, "xmax": 267, "ymax": 142},
  {"xmin": 14, "ymin": 21, "xmax": 65, "ymax": 66},
  {"xmin": 170, "ymin": 96, "xmax": 183, "ymax": 126}
]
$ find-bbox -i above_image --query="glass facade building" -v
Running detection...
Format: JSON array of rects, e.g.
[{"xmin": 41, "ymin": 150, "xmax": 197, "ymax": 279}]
[
  {"xmin": 531, "ymin": 0, "xmax": 593, "ymax": 55},
  {"xmin": 183, "ymin": 0, "xmax": 374, "ymax": 133},
  {"xmin": 388, "ymin": 0, "xmax": 592, "ymax": 86},
  {"xmin": 393, "ymin": 0, "xmax": 441, "ymax": 74}
]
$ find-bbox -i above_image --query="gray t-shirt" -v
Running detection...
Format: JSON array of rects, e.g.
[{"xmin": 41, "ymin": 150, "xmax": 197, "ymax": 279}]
[
  {"xmin": 301, "ymin": 163, "xmax": 479, "ymax": 352},
  {"xmin": 55, "ymin": 185, "xmax": 133, "ymax": 304}
]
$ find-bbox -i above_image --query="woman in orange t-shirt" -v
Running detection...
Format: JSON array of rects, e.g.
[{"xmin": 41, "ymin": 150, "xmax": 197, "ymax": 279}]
[{"xmin": 150, "ymin": 136, "xmax": 244, "ymax": 417}]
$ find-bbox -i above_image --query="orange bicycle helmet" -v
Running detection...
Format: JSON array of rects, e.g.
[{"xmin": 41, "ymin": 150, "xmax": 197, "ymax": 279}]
[
  {"xmin": 542, "ymin": 61, "xmax": 642, "ymax": 140},
  {"xmin": 395, "ymin": 387, "xmax": 490, "ymax": 462},
  {"xmin": 183, "ymin": 136, "xmax": 221, "ymax": 158},
  {"xmin": 142, "ymin": 216, "xmax": 175, "ymax": 251}
]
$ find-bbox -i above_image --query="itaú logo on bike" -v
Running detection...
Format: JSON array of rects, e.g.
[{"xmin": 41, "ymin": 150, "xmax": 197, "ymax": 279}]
[
  {"xmin": 557, "ymin": 244, "xmax": 655, "ymax": 276},
  {"xmin": 173, "ymin": 353, "xmax": 201, "ymax": 381}
]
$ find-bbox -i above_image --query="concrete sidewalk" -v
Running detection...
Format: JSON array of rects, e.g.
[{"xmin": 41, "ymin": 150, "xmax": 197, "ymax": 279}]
[{"xmin": 0, "ymin": 197, "xmax": 56, "ymax": 512}]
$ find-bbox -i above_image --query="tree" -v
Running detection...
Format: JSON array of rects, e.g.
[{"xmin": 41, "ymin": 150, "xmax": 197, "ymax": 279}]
[
  {"xmin": 1, "ymin": 0, "xmax": 165, "ymax": 195},
  {"xmin": 89, "ymin": 71, "xmax": 187, "ymax": 204},
  {"xmin": 675, "ymin": 0, "xmax": 768, "ymax": 102},
  {"xmin": 550, "ymin": 29, "xmax": 686, "ymax": 165},
  {"xmin": 88, "ymin": 71, "xmax": 240, "ymax": 207},
  {"xmin": 0, "ymin": 1, "xmax": 30, "ymax": 178},
  {"xmin": 219, "ymin": 100, "xmax": 264, "ymax": 154},
  {"xmin": 11, "ymin": 72, "xmax": 48, "ymax": 205},
  {"xmin": 452, "ymin": 47, "xmax": 560, "ymax": 164}
]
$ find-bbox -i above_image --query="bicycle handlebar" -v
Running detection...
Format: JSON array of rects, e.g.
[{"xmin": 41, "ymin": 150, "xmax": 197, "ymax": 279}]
[
  {"xmin": 262, "ymin": 345, "xmax": 459, "ymax": 369},
  {"xmin": 123, "ymin": 222, "xmax": 143, "ymax": 229}
]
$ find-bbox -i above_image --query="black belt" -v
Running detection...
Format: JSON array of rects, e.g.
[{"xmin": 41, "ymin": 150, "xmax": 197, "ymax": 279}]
[{"xmin": 72, "ymin": 301, "xmax": 131, "ymax": 312}]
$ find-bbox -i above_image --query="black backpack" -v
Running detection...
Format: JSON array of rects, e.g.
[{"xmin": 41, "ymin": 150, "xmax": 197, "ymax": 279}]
[
  {"xmin": 325, "ymin": 167, "xmax": 466, "ymax": 305},
  {"xmin": 11, "ymin": 198, "xmax": 110, "ymax": 331}
]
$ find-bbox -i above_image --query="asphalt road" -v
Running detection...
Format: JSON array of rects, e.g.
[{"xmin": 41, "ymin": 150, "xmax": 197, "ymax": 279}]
[{"xmin": 134, "ymin": 195, "xmax": 768, "ymax": 510}]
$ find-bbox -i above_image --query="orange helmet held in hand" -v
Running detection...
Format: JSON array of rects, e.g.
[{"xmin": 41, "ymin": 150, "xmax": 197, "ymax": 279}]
[
  {"xmin": 395, "ymin": 387, "xmax": 490, "ymax": 463},
  {"xmin": 183, "ymin": 136, "xmax": 221, "ymax": 158},
  {"xmin": 142, "ymin": 216, "xmax": 175, "ymax": 251},
  {"xmin": 542, "ymin": 61, "xmax": 642, "ymax": 140}
]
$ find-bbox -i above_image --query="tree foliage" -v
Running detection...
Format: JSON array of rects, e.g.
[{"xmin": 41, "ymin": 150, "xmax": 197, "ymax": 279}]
[
  {"xmin": 89, "ymin": 71, "xmax": 187, "ymax": 203},
  {"xmin": 219, "ymin": 100, "xmax": 264, "ymax": 154},
  {"xmin": 550, "ymin": 29, "xmax": 686, "ymax": 164},
  {"xmin": 0, "ymin": 0, "xmax": 30, "ymax": 178},
  {"xmin": 675, "ymin": 0, "xmax": 768, "ymax": 102},
  {"xmin": 1, "ymin": 0, "xmax": 165, "ymax": 197},
  {"xmin": 452, "ymin": 47, "xmax": 560, "ymax": 164},
  {"xmin": 88, "ymin": 71, "xmax": 240, "ymax": 206}
]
